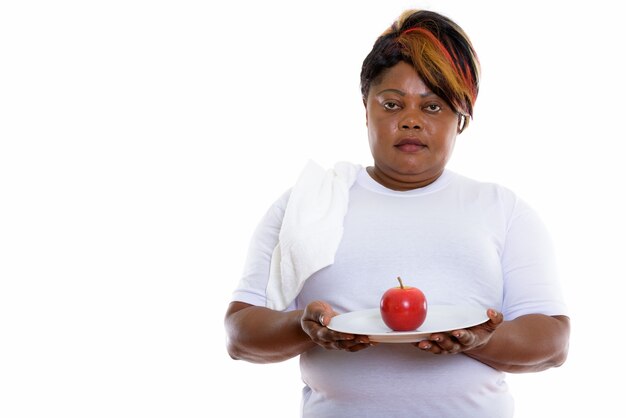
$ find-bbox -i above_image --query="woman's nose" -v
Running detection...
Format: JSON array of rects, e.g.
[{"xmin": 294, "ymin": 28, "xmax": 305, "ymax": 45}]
[{"xmin": 399, "ymin": 110, "xmax": 422, "ymax": 130}]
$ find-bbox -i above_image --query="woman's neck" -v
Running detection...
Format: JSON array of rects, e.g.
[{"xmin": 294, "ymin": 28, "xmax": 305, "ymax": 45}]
[{"xmin": 366, "ymin": 166, "xmax": 443, "ymax": 191}]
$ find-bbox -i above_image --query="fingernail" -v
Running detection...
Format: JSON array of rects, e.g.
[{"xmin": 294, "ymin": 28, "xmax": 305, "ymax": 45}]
[{"xmin": 319, "ymin": 315, "xmax": 325, "ymax": 325}]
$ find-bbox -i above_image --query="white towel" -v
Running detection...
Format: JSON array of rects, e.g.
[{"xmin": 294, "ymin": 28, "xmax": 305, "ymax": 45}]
[{"xmin": 266, "ymin": 160, "xmax": 361, "ymax": 310}]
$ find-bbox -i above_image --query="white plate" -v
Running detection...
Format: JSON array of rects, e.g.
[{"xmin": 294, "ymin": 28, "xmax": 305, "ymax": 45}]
[{"xmin": 327, "ymin": 305, "xmax": 489, "ymax": 343}]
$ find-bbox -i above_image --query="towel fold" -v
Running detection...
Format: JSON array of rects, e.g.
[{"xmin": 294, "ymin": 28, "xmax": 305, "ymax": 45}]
[{"xmin": 266, "ymin": 160, "xmax": 361, "ymax": 310}]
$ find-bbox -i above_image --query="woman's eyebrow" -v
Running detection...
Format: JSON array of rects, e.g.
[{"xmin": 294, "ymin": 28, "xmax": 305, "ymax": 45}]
[
  {"xmin": 375, "ymin": 88, "xmax": 435, "ymax": 98},
  {"xmin": 376, "ymin": 88, "xmax": 405, "ymax": 96}
]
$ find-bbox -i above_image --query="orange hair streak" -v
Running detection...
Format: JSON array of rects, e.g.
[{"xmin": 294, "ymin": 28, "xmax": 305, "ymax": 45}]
[{"xmin": 398, "ymin": 27, "xmax": 478, "ymax": 116}]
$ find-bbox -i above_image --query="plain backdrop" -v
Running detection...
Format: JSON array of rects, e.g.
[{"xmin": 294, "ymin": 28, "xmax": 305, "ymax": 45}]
[{"xmin": 1, "ymin": 0, "xmax": 624, "ymax": 417}]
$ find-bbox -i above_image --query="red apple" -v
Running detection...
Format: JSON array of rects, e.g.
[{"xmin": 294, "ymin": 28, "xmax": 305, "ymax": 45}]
[{"xmin": 380, "ymin": 277, "xmax": 427, "ymax": 331}]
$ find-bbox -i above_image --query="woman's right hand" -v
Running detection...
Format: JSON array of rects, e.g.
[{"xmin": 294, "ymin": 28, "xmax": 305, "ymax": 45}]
[{"xmin": 300, "ymin": 300, "xmax": 374, "ymax": 352}]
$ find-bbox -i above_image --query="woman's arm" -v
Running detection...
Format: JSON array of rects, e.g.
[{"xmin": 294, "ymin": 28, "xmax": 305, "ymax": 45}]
[
  {"xmin": 225, "ymin": 301, "xmax": 373, "ymax": 364},
  {"xmin": 463, "ymin": 313, "xmax": 570, "ymax": 373},
  {"xmin": 417, "ymin": 309, "xmax": 570, "ymax": 373},
  {"xmin": 224, "ymin": 302, "xmax": 315, "ymax": 364}
]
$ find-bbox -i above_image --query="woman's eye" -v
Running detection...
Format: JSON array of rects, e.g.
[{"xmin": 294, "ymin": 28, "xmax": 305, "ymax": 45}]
[
  {"xmin": 383, "ymin": 102, "xmax": 401, "ymax": 110},
  {"xmin": 424, "ymin": 104, "xmax": 442, "ymax": 112}
]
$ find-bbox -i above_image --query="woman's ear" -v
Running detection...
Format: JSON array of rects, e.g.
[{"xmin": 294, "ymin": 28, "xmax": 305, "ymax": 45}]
[{"xmin": 457, "ymin": 114, "xmax": 468, "ymax": 133}]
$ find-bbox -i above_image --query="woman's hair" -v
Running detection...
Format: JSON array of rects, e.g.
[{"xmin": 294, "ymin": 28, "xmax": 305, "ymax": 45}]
[{"xmin": 360, "ymin": 10, "xmax": 480, "ymax": 120}]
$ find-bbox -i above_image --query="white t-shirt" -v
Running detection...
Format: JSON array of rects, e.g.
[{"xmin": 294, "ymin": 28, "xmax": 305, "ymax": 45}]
[{"xmin": 232, "ymin": 168, "xmax": 567, "ymax": 418}]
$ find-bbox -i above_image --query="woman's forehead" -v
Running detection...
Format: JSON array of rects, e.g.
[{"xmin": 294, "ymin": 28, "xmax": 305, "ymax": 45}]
[{"xmin": 370, "ymin": 62, "xmax": 432, "ymax": 96}]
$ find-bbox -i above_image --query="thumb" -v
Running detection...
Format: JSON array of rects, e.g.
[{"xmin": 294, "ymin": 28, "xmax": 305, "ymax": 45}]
[
  {"xmin": 318, "ymin": 304, "xmax": 335, "ymax": 326},
  {"xmin": 487, "ymin": 309, "xmax": 504, "ymax": 328},
  {"xmin": 319, "ymin": 313, "xmax": 327, "ymax": 326},
  {"xmin": 306, "ymin": 300, "xmax": 332, "ymax": 326}
]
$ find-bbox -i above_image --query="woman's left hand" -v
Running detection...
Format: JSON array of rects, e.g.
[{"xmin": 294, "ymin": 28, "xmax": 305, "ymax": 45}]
[{"xmin": 415, "ymin": 309, "xmax": 503, "ymax": 354}]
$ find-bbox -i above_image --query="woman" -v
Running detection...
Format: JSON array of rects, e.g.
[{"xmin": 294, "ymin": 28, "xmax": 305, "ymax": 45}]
[{"xmin": 225, "ymin": 9, "xmax": 569, "ymax": 418}]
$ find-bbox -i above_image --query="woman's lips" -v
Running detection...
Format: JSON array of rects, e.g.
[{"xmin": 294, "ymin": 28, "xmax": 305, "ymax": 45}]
[{"xmin": 394, "ymin": 138, "xmax": 426, "ymax": 152}]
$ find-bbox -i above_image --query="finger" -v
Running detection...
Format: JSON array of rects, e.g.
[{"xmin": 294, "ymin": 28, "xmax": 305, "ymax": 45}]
[
  {"xmin": 329, "ymin": 332, "xmax": 355, "ymax": 342},
  {"xmin": 329, "ymin": 337, "xmax": 371, "ymax": 352},
  {"xmin": 345, "ymin": 341, "xmax": 375, "ymax": 352},
  {"xmin": 417, "ymin": 339, "xmax": 443, "ymax": 354},
  {"xmin": 427, "ymin": 343, "xmax": 443, "ymax": 354},
  {"xmin": 416, "ymin": 340, "xmax": 430, "ymax": 351},
  {"xmin": 488, "ymin": 308, "xmax": 503, "ymax": 322},
  {"xmin": 316, "ymin": 307, "xmax": 333, "ymax": 327},
  {"xmin": 485, "ymin": 309, "xmax": 504, "ymax": 330},
  {"xmin": 329, "ymin": 331, "xmax": 371, "ymax": 345},
  {"xmin": 451, "ymin": 329, "xmax": 474, "ymax": 346},
  {"xmin": 303, "ymin": 300, "xmax": 333, "ymax": 325},
  {"xmin": 339, "ymin": 336, "xmax": 370, "ymax": 348},
  {"xmin": 430, "ymin": 333, "xmax": 457, "ymax": 351}
]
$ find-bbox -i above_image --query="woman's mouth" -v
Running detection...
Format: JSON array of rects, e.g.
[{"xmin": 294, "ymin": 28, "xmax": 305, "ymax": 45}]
[{"xmin": 394, "ymin": 138, "xmax": 426, "ymax": 152}]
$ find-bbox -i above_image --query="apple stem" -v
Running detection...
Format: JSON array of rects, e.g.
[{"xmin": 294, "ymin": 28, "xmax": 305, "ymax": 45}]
[{"xmin": 397, "ymin": 276, "xmax": 404, "ymax": 289}]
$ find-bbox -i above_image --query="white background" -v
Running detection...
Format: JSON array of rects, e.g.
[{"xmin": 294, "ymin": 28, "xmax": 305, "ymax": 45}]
[{"xmin": 1, "ymin": 0, "xmax": 624, "ymax": 416}]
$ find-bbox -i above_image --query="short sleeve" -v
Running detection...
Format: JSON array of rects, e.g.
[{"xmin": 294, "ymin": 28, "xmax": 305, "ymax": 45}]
[
  {"xmin": 501, "ymin": 198, "xmax": 568, "ymax": 320},
  {"xmin": 230, "ymin": 190, "xmax": 290, "ymax": 307}
]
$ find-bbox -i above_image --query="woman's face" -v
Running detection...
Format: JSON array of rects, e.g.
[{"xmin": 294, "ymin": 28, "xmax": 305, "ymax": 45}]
[{"xmin": 365, "ymin": 61, "xmax": 460, "ymax": 190}]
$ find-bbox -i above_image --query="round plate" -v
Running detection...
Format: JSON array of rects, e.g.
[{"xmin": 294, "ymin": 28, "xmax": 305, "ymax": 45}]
[{"xmin": 327, "ymin": 305, "xmax": 489, "ymax": 343}]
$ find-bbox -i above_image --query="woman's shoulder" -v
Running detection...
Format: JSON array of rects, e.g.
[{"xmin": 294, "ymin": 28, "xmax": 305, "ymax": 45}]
[
  {"xmin": 447, "ymin": 170, "xmax": 527, "ymax": 214},
  {"xmin": 449, "ymin": 171, "xmax": 517, "ymax": 196}
]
